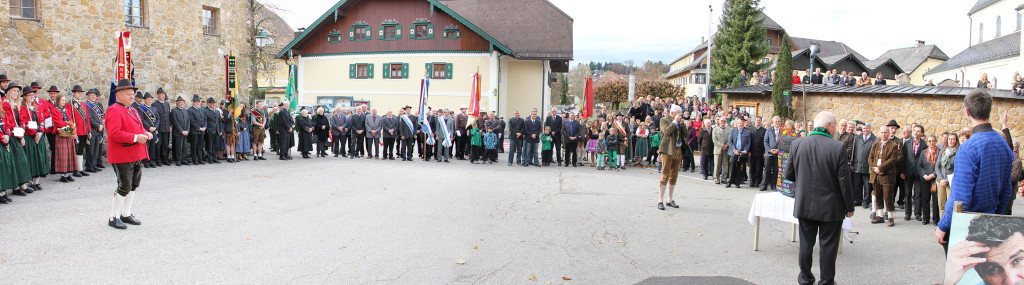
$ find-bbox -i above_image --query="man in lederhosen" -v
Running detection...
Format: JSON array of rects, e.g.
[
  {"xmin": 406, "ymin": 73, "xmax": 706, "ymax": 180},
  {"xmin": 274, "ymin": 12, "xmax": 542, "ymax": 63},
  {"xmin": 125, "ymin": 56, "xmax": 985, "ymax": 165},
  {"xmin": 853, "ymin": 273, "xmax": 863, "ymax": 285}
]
[
  {"xmin": 85, "ymin": 89, "xmax": 105, "ymax": 173},
  {"xmin": 250, "ymin": 100, "xmax": 268, "ymax": 160},
  {"xmin": 187, "ymin": 95, "xmax": 207, "ymax": 165},
  {"xmin": 169, "ymin": 96, "xmax": 190, "ymax": 166},
  {"xmin": 70, "ymin": 85, "xmax": 92, "ymax": 177},
  {"xmin": 152, "ymin": 88, "xmax": 172, "ymax": 166},
  {"xmin": 105, "ymin": 79, "xmax": 150, "ymax": 230}
]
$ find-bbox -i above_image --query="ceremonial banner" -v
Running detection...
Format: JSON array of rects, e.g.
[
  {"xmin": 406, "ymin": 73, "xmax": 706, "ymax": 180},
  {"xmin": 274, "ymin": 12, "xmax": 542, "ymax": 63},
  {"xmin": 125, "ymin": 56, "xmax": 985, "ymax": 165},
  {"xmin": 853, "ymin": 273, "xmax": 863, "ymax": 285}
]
[
  {"xmin": 582, "ymin": 77, "xmax": 594, "ymax": 120},
  {"xmin": 286, "ymin": 65, "xmax": 298, "ymax": 110},
  {"xmin": 226, "ymin": 53, "xmax": 242, "ymax": 118},
  {"xmin": 110, "ymin": 30, "xmax": 134, "ymax": 106},
  {"xmin": 466, "ymin": 72, "xmax": 481, "ymax": 126},
  {"xmin": 417, "ymin": 79, "xmax": 434, "ymax": 145}
]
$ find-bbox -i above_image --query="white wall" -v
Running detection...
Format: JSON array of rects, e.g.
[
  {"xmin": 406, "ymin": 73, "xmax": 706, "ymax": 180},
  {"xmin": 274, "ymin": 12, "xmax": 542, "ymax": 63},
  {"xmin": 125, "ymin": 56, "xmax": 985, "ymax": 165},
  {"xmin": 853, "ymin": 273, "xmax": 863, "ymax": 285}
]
[
  {"xmin": 924, "ymin": 56, "xmax": 1019, "ymax": 88},
  {"xmin": 971, "ymin": 1, "xmax": 1023, "ymax": 44}
]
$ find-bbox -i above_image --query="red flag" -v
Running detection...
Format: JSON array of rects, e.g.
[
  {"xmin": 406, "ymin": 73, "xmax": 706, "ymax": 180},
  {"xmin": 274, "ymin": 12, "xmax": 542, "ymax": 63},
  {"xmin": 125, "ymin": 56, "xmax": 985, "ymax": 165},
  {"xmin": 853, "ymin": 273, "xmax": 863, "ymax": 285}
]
[
  {"xmin": 467, "ymin": 72, "xmax": 481, "ymax": 126},
  {"xmin": 582, "ymin": 77, "xmax": 594, "ymax": 120},
  {"xmin": 116, "ymin": 31, "xmax": 132, "ymax": 81}
]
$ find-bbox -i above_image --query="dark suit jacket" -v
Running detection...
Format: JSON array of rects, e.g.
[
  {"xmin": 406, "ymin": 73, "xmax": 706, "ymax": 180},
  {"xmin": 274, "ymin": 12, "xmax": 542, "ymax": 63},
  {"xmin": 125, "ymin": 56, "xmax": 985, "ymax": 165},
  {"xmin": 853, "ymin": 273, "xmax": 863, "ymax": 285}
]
[
  {"xmin": 524, "ymin": 117, "xmax": 542, "ymax": 143},
  {"xmin": 561, "ymin": 119, "xmax": 583, "ymax": 143},
  {"xmin": 784, "ymin": 134, "xmax": 854, "ymax": 222},
  {"xmin": 699, "ymin": 127, "xmax": 714, "ymax": 154},
  {"xmin": 508, "ymin": 117, "xmax": 525, "ymax": 140},
  {"xmin": 187, "ymin": 106, "xmax": 206, "ymax": 134},
  {"xmin": 86, "ymin": 101, "xmax": 104, "ymax": 135},
  {"xmin": 750, "ymin": 127, "xmax": 766, "ymax": 155},
  {"xmin": 902, "ymin": 138, "xmax": 926, "ymax": 179},
  {"xmin": 170, "ymin": 107, "xmax": 189, "ymax": 133},
  {"xmin": 276, "ymin": 109, "xmax": 294, "ymax": 133},
  {"xmin": 852, "ymin": 133, "xmax": 877, "ymax": 174},
  {"xmin": 153, "ymin": 100, "xmax": 171, "ymax": 132},
  {"xmin": 349, "ymin": 112, "xmax": 366, "ymax": 132},
  {"xmin": 204, "ymin": 107, "xmax": 221, "ymax": 134},
  {"xmin": 838, "ymin": 132, "xmax": 855, "ymax": 161},
  {"xmin": 545, "ymin": 115, "xmax": 563, "ymax": 135}
]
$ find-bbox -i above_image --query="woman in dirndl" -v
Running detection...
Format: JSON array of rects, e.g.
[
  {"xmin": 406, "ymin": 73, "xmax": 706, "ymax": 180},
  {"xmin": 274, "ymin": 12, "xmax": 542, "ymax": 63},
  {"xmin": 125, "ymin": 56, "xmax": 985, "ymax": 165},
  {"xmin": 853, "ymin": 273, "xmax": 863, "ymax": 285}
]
[
  {"xmin": 235, "ymin": 102, "xmax": 252, "ymax": 160},
  {"xmin": 0, "ymin": 83, "xmax": 23, "ymax": 203},
  {"xmin": 633, "ymin": 119, "xmax": 650, "ymax": 166},
  {"xmin": 52, "ymin": 93, "xmax": 78, "ymax": 183},
  {"xmin": 18, "ymin": 86, "xmax": 49, "ymax": 191},
  {"xmin": 3, "ymin": 83, "xmax": 33, "ymax": 196}
]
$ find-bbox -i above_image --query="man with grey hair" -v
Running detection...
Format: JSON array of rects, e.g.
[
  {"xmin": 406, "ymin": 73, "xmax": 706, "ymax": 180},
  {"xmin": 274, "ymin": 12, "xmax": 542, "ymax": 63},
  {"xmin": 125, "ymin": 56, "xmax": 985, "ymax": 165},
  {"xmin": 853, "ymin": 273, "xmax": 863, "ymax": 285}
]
[
  {"xmin": 507, "ymin": 110, "xmax": 525, "ymax": 166},
  {"xmin": 852, "ymin": 122, "xmax": 876, "ymax": 208},
  {"xmin": 656, "ymin": 104, "xmax": 686, "ymax": 210},
  {"xmin": 785, "ymin": 111, "xmax": 854, "ymax": 285},
  {"xmin": 330, "ymin": 106, "xmax": 349, "ymax": 157},
  {"xmin": 712, "ymin": 116, "xmax": 730, "ymax": 184},
  {"xmin": 365, "ymin": 107, "xmax": 382, "ymax": 159}
]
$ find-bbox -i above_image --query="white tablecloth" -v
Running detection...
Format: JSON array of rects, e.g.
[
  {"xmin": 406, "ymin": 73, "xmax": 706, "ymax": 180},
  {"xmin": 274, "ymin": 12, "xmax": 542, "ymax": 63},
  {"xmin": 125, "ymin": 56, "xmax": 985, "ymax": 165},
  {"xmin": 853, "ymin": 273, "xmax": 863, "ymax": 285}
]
[{"xmin": 748, "ymin": 192, "xmax": 852, "ymax": 232}]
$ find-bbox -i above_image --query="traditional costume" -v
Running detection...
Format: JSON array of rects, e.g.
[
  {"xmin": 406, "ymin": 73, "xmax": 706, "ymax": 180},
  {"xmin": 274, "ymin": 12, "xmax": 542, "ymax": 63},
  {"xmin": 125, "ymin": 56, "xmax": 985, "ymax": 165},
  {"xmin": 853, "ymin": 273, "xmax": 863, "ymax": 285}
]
[{"xmin": 105, "ymin": 79, "xmax": 148, "ymax": 229}]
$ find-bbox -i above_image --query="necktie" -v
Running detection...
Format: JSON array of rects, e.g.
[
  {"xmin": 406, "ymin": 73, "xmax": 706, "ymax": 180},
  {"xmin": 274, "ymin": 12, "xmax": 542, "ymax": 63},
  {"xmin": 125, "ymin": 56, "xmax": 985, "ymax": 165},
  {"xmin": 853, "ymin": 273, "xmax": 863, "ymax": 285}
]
[
  {"xmin": 914, "ymin": 141, "xmax": 919, "ymax": 153},
  {"xmin": 373, "ymin": 116, "xmax": 376, "ymax": 123}
]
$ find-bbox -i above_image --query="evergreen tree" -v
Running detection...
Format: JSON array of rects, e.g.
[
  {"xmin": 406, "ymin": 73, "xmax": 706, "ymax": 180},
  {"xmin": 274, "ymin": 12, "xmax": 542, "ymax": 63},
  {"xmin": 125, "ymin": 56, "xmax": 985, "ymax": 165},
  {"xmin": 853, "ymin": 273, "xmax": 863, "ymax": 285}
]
[
  {"xmin": 710, "ymin": 0, "xmax": 769, "ymax": 90},
  {"xmin": 772, "ymin": 34, "xmax": 794, "ymax": 119},
  {"xmin": 559, "ymin": 73, "xmax": 570, "ymax": 105}
]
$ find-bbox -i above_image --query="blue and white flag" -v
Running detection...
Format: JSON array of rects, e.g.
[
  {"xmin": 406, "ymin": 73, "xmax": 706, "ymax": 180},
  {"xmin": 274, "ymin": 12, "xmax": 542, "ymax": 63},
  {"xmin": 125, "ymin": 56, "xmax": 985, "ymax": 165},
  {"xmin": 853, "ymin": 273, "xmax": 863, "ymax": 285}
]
[{"xmin": 417, "ymin": 79, "xmax": 435, "ymax": 145}]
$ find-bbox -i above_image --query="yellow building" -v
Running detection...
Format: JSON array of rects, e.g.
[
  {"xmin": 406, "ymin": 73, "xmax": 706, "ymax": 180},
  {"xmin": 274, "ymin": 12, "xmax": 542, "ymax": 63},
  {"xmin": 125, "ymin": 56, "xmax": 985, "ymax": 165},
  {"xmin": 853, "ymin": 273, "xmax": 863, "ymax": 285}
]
[
  {"xmin": 874, "ymin": 41, "xmax": 949, "ymax": 85},
  {"xmin": 275, "ymin": 0, "xmax": 572, "ymax": 116}
]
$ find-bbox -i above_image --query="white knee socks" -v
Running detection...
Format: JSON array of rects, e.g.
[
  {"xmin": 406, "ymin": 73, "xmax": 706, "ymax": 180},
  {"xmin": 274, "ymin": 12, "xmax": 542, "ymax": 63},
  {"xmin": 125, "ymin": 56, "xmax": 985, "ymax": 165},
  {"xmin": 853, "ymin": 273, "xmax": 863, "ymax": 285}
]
[
  {"xmin": 122, "ymin": 192, "xmax": 136, "ymax": 217},
  {"xmin": 111, "ymin": 194, "xmax": 125, "ymax": 219},
  {"xmin": 658, "ymin": 184, "xmax": 666, "ymax": 202},
  {"xmin": 76, "ymin": 155, "xmax": 84, "ymax": 171},
  {"xmin": 667, "ymin": 184, "xmax": 675, "ymax": 201}
]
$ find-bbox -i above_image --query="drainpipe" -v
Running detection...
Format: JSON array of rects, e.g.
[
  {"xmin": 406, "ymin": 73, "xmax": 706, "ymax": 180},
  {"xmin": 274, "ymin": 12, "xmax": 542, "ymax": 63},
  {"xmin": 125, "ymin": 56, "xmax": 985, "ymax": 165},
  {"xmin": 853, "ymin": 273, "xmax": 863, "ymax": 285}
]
[{"xmin": 497, "ymin": 54, "xmax": 503, "ymax": 114}]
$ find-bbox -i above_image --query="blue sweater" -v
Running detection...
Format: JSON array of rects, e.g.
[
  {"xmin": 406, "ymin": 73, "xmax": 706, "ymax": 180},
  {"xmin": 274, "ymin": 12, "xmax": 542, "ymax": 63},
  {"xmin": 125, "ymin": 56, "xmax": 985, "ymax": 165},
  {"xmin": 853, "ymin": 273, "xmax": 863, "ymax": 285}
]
[{"xmin": 938, "ymin": 124, "xmax": 1014, "ymax": 232}]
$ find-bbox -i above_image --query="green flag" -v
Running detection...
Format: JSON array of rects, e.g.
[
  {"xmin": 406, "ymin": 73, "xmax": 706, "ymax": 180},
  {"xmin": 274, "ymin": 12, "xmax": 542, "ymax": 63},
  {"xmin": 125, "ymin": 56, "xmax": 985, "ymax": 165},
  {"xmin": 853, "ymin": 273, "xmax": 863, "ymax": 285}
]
[{"xmin": 286, "ymin": 65, "xmax": 297, "ymax": 110}]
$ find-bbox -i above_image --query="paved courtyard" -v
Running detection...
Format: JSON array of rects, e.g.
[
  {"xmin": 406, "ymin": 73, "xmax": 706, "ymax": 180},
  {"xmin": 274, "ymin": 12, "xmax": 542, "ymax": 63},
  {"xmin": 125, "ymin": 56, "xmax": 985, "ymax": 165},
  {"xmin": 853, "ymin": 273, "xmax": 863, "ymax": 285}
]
[{"xmin": 0, "ymin": 154, "xmax": 971, "ymax": 284}]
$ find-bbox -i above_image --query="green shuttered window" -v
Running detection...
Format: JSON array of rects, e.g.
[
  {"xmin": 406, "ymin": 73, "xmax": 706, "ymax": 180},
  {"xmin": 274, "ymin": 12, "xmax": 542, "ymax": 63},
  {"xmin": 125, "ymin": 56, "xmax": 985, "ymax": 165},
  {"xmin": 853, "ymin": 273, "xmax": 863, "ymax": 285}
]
[
  {"xmin": 427, "ymin": 62, "xmax": 453, "ymax": 79},
  {"xmin": 350, "ymin": 63, "xmax": 373, "ymax": 79},
  {"xmin": 383, "ymin": 62, "xmax": 409, "ymax": 79}
]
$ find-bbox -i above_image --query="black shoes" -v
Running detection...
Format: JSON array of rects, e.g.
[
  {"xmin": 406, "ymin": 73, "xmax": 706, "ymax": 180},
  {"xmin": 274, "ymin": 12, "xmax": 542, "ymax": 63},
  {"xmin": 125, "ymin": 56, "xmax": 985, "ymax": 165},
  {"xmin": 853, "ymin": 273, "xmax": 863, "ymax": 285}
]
[
  {"xmin": 657, "ymin": 202, "xmax": 665, "ymax": 210},
  {"xmin": 121, "ymin": 215, "xmax": 142, "ymax": 225},
  {"xmin": 666, "ymin": 201, "xmax": 679, "ymax": 208},
  {"xmin": 72, "ymin": 172, "xmax": 83, "ymax": 178},
  {"xmin": 725, "ymin": 184, "xmax": 732, "ymax": 188},
  {"xmin": 108, "ymin": 218, "xmax": 127, "ymax": 229},
  {"xmin": 79, "ymin": 171, "xmax": 90, "ymax": 177},
  {"xmin": 59, "ymin": 177, "xmax": 70, "ymax": 183}
]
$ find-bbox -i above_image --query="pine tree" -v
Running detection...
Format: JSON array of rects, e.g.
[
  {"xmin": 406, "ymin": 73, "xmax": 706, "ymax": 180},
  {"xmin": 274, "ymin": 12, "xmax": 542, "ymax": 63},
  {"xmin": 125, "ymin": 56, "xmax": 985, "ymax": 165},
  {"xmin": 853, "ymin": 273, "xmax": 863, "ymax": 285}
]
[
  {"xmin": 772, "ymin": 34, "xmax": 794, "ymax": 119},
  {"xmin": 710, "ymin": 0, "xmax": 769, "ymax": 90}
]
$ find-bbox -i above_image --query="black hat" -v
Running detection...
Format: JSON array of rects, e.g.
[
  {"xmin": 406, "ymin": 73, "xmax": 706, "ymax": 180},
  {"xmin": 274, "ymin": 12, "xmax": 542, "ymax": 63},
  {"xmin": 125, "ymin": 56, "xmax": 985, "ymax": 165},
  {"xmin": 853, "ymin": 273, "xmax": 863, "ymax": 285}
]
[
  {"xmin": 86, "ymin": 89, "xmax": 99, "ymax": 95},
  {"xmin": 403, "ymin": 105, "xmax": 412, "ymax": 110},
  {"xmin": 278, "ymin": 103, "xmax": 285, "ymax": 107},
  {"xmin": 71, "ymin": 85, "xmax": 84, "ymax": 92},
  {"xmin": 885, "ymin": 120, "xmax": 900, "ymax": 128},
  {"xmin": 135, "ymin": 92, "xmax": 143, "ymax": 99},
  {"xmin": 176, "ymin": 96, "xmax": 184, "ymax": 102},
  {"xmin": 46, "ymin": 86, "xmax": 60, "ymax": 93},
  {"xmin": 156, "ymin": 87, "xmax": 165, "ymax": 94},
  {"xmin": 5, "ymin": 82, "xmax": 22, "ymax": 93},
  {"xmin": 114, "ymin": 78, "xmax": 138, "ymax": 92},
  {"xmin": 143, "ymin": 92, "xmax": 153, "ymax": 99},
  {"xmin": 29, "ymin": 82, "xmax": 41, "ymax": 90},
  {"xmin": 192, "ymin": 94, "xmax": 201, "ymax": 102},
  {"xmin": 0, "ymin": 74, "xmax": 8, "ymax": 82},
  {"xmin": 206, "ymin": 97, "xmax": 216, "ymax": 104}
]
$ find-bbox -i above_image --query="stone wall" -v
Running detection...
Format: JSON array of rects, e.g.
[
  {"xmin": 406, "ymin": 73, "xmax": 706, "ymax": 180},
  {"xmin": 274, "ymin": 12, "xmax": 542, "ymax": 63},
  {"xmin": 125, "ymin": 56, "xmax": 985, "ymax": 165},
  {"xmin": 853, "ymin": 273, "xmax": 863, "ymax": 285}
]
[
  {"xmin": 723, "ymin": 92, "xmax": 1024, "ymax": 138},
  {"xmin": 0, "ymin": 0, "xmax": 251, "ymax": 101}
]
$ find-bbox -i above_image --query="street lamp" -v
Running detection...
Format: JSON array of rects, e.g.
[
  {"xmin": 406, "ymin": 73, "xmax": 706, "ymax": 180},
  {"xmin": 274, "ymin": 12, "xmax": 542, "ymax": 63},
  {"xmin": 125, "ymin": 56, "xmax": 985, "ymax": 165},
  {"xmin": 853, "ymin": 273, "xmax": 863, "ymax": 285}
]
[
  {"xmin": 255, "ymin": 30, "xmax": 271, "ymax": 47},
  {"xmin": 802, "ymin": 43, "xmax": 819, "ymax": 122}
]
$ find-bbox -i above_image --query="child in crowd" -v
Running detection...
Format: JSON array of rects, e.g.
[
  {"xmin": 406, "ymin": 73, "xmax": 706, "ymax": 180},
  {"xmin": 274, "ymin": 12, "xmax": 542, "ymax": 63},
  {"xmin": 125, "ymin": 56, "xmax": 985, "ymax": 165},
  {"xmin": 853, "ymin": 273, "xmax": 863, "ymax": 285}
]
[
  {"xmin": 483, "ymin": 127, "xmax": 498, "ymax": 164},
  {"xmin": 596, "ymin": 132, "xmax": 607, "ymax": 170},
  {"xmin": 647, "ymin": 128, "xmax": 661, "ymax": 167},
  {"xmin": 606, "ymin": 127, "xmax": 619, "ymax": 170},
  {"xmin": 469, "ymin": 122, "xmax": 483, "ymax": 164},
  {"xmin": 541, "ymin": 126, "xmax": 553, "ymax": 166}
]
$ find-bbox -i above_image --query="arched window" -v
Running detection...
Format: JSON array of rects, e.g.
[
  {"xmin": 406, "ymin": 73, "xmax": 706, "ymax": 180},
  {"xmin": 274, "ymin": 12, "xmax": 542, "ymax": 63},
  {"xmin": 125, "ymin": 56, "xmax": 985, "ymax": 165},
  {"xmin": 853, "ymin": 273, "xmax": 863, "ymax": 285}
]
[
  {"xmin": 996, "ymin": 16, "xmax": 1002, "ymax": 37},
  {"xmin": 980, "ymin": 23, "xmax": 984, "ymax": 43}
]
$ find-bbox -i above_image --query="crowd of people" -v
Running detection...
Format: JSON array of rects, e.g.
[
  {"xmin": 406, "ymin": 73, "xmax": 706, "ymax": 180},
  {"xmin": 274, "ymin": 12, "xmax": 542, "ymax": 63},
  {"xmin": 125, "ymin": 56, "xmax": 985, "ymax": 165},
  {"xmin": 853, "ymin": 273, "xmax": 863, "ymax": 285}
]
[{"xmin": 738, "ymin": 68, "xmax": 890, "ymax": 87}]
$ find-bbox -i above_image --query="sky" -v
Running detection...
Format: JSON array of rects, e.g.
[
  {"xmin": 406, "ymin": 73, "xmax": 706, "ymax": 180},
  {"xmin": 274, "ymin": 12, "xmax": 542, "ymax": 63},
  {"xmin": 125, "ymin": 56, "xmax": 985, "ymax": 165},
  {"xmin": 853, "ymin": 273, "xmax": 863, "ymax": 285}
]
[{"xmin": 261, "ymin": 0, "xmax": 975, "ymax": 65}]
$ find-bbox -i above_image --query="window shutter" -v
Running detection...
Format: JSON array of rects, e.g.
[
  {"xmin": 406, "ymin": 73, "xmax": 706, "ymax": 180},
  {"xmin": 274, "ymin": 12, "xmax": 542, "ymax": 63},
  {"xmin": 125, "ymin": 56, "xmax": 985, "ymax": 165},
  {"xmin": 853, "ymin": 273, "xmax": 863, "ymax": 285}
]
[
  {"xmin": 349, "ymin": 27, "xmax": 355, "ymax": 41},
  {"xmin": 426, "ymin": 63, "xmax": 434, "ymax": 78},
  {"xmin": 349, "ymin": 64, "xmax": 356, "ymax": 79},
  {"xmin": 410, "ymin": 27, "xmax": 416, "ymax": 39},
  {"xmin": 378, "ymin": 26, "xmax": 384, "ymax": 40},
  {"xmin": 427, "ymin": 24, "xmax": 435, "ymax": 39},
  {"xmin": 368, "ymin": 63, "xmax": 375, "ymax": 79},
  {"xmin": 402, "ymin": 63, "xmax": 409, "ymax": 78},
  {"xmin": 383, "ymin": 63, "xmax": 390, "ymax": 79},
  {"xmin": 396, "ymin": 25, "xmax": 403, "ymax": 39},
  {"xmin": 445, "ymin": 63, "xmax": 453, "ymax": 79}
]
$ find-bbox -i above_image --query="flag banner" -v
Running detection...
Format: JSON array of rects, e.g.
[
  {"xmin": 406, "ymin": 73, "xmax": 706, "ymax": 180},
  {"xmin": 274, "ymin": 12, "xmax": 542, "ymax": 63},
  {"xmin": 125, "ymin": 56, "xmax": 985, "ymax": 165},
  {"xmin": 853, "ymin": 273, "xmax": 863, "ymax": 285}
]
[
  {"xmin": 582, "ymin": 77, "xmax": 594, "ymax": 120},
  {"xmin": 286, "ymin": 65, "xmax": 298, "ymax": 110},
  {"xmin": 110, "ymin": 31, "xmax": 134, "ymax": 106},
  {"xmin": 417, "ymin": 79, "xmax": 435, "ymax": 145},
  {"xmin": 467, "ymin": 72, "xmax": 481, "ymax": 126},
  {"xmin": 227, "ymin": 53, "xmax": 242, "ymax": 118}
]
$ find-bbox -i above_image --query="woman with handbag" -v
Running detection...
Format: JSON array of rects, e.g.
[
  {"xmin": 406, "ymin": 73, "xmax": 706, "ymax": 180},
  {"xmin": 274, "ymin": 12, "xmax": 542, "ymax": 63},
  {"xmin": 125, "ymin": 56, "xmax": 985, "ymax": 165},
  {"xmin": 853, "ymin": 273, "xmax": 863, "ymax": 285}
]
[
  {"xmin": 917, "ymin": 135, "xmax": 940, "ymax": 225},
  {"xmin": 19, "ymin": 86, "xmax": 49, "ymax": 191},
  {"xmin": 3, "ymin": 83, "xmax": 32, "ymax": 194},
  {"xmin": 52, "ymin": 93, "xmax": 79, "ymax": 183}
]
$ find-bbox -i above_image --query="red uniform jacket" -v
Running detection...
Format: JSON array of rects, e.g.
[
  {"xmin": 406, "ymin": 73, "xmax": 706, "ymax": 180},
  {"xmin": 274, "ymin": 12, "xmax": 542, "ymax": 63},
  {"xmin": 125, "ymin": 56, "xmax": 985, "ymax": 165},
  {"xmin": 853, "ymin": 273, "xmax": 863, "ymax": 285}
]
[
  {"xmin": 39, "ymin": 99, "xmax": 66, "ymax": 133},
  {"xmin": 2, "ymin": 101, "xmax": 17, "ymax": 136},
  {"xmin": 71, "ymin": 100, "xmax": 90, "ymax": 136},
  {"xmin": 18, "ymin": 105, "xmax": 42, "ymax": 136},
  {"xmin": 105, "ymin": 102, "xmax": 148, "ymax": 164}
]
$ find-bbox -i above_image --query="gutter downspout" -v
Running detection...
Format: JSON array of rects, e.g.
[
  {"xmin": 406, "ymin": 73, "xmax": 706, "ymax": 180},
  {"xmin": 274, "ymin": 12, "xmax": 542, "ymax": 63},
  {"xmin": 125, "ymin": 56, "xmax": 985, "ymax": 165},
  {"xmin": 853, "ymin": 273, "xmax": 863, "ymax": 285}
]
[{"xmin": 497, "ymin": 54, "xmax": 503, "ymax": 114}]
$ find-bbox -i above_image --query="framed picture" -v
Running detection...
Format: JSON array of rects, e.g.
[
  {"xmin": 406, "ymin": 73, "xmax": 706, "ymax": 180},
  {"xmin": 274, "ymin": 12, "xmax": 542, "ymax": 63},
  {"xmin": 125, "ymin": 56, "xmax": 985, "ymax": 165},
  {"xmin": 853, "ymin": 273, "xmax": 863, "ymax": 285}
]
[
  {"xmin": 734, "ymin": 102, "xmax": 759, "ymax": 116},
  {"xmin": 944, "ymin": 213, "xmax": 1024, "ymax": 284}
]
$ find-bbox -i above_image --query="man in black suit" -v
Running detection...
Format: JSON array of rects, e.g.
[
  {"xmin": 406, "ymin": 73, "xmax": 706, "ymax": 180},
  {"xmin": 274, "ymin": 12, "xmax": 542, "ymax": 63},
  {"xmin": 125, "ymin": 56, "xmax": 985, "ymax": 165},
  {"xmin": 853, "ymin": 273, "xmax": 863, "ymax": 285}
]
[
  {"xmin": 561, "ymin": 113, "xmax": 582, "ymax": 167},
  {"xmin": 203, "ymin": 98, "xmax": 222, "ymax": 164},
  {"xmin": 153, "ymin": 88, "xmax": 172, "ymax": 166},
  {"xmin": 524, "ymin": 109, "xmax": 543, "ymax": 167},
  {"xmin": 187, "ymin": 95, "xmax": 207, "ymax": 165},
  {"xmin": 84, "ymin": 89, "xmax": 105, "ymax": 172},
  {"xmin": 784, "ymin": 111, "xmax": 854, "ymax": 285},
  {"xmin": 545, "ymin": 108, "xmax": 563, "ymax": 166},
  {"xmin": 276, "ymin": 103, "xmax": 294, "ymax": 160},
  {"xmin": 169, "ymin": 96, "xmax": 190, "ymax": 166},
  {"xmin": 506, "ymin": 110, "xmax": 525, "ymax": 166},
  {"xmin": 851, "ymin": 123, "xmax": 877, "ymax": 208},
  {"xmin": 902, "ymin": 124, "xmax": 926, "ymax": 221},
  {"xmin": 349, "ymin": 105, "xmax": 366, "ymax": 158},
  {"xmin": 748, "ymin": 116, "xmax": 767, "ymax": 187},
  {"xmin": 398, "ymin": 107, "xmax": 417, "ymax": 161}
]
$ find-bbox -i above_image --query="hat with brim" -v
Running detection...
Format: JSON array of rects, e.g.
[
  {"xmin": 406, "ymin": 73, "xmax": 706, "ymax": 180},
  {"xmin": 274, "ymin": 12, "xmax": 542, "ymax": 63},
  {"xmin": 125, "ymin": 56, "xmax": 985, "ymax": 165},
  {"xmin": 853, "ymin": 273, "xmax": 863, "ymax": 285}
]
[
  {"xmin": 135, "ymin": 92, "xmax": 144, "ymax": 99},
  {"xmin": 71, "ymin": 85, "xmax": 84, "ymax": 93},
  {"xmin": 460, "ymin": 104, "xmax": 467, "ymax": 109},
  {"xmin": 156, "ymin": 87, "xmax": 165, "ymax": 95},
  {"xmin": 47, "ymin": 86, "xmax": 60, "ymax": 93},
  {"xmin": 192, "ymin": 94, "xmax": 201, "ymax": 102},
  {"xmin": 4, "ymin": 82, "xmax": 21, "ymax": 93},
  {"xmin": 143, "ymin": 92, "xmax": 153, "ymax": 99},
  {"xmin": 29, "ymin": 82, "xmax": 41, "ymax": 90},
  {"xmin": 206, "ymin": 97, "xmax": 216, "ymax": 104},
  {"xmin": 21, "ymin": 87, "xmax": 36, "ymax": 97},
  {"xmin": 86, "ymin": 89, "xmax": 99, "ymax": 96},
  {"xmin": 0, "ymin": 74, "xmax": 9, "ymax": 82},
  {"xmin": 176, "ymin": 96, "xmax": 185, "ymax": 102},
  {"xmin": 114, "ymin": 78, "xmax": 138, "ymax": 92},
  {"xmin": 885, "ymin": 120, "xmax": 900, "ymax": 128}
]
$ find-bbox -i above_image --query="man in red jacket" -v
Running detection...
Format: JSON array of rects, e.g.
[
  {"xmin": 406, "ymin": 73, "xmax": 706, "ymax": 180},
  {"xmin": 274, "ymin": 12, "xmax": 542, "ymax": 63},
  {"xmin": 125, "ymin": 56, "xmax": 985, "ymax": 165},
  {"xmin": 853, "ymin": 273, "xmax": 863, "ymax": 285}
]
[
  {"xmin": 105, "ymin": 79, "xmax": 151, "ymax": 230},
  {"xmin": 70, "ymin": 85, "xmax": 92, "ymax": 178}
]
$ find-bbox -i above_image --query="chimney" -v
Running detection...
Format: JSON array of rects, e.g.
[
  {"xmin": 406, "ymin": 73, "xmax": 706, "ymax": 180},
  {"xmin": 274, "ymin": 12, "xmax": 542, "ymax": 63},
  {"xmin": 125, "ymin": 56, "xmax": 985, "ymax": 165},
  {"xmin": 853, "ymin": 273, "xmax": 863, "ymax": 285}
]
[
  {"xmin": 701, "ymin": 36, "xmax": 704, "ymax": 43},
  {"xmin": 295, "ymin": 27, "xmax": 306, "ymax": 37},
  {"xmin": 916, "ymin": 40, "xmax": 925, "ymax": 47}
]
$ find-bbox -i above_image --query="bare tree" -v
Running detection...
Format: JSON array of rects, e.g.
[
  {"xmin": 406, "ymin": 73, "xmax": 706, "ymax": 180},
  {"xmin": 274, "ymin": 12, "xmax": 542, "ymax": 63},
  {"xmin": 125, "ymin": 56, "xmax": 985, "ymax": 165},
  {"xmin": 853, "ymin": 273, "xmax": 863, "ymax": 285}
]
[{"xmin": 243, "ymin": 0, "xmax": 283, "ymax": 105}]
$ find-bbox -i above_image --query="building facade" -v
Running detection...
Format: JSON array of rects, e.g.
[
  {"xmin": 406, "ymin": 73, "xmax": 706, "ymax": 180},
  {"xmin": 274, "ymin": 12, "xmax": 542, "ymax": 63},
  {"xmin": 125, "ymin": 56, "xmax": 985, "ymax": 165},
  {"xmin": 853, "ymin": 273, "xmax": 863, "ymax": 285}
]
[
  {"xmin": 925, "ymin": 0, "xmax": 1023, "ymax": 88},
  {"xmin": 1, "ymin": 0, "xmax": 270, "ymax": 100},
  {"xmin": 276, "ymin": 0, "xmax": 573, "ymax": 116}
]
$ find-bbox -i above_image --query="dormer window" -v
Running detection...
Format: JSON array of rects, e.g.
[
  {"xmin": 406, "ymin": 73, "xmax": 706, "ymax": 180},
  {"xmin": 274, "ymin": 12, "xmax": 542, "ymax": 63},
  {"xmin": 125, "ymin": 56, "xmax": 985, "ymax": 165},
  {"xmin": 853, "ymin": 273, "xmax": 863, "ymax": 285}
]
[
  {"xmin": 443, "ymin": 25, "xmax": 460, "ymax": 39},
  {"xmin": 327, "ymin": 30, "xmax": 342, "ymax": 43},
  {"xmin": 411, "ymin": 18, "xmax": 434, "ymax": 40},
  {"xmin": 350, "ymin": 21, "xmax": 371, "ymax": 42},
  {"xmin": 379, "ymin": 19, "xmax": 401, "ymax": 41}
]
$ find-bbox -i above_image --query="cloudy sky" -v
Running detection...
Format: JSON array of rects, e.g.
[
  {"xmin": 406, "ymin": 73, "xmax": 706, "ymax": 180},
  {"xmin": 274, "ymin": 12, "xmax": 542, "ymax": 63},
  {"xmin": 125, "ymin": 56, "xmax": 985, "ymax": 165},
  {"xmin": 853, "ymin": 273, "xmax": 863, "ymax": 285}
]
[{"xmin": 262, "ymin": 0, "xmax": 975, "ymax": 65}]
